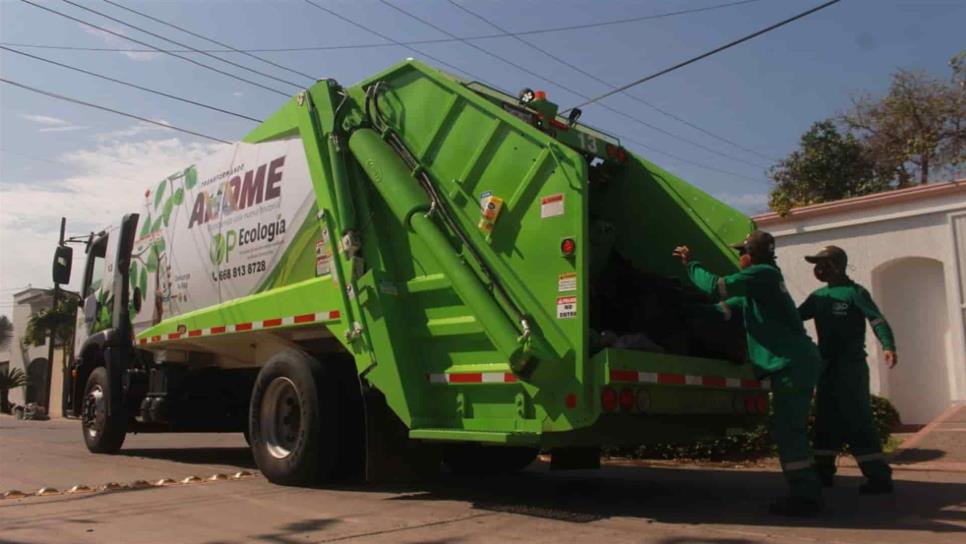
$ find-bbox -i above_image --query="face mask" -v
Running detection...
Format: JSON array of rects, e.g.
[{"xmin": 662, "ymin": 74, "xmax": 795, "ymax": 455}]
[
  {"xmin": 814, "ymin": 263, "xmax": 831, "ymax": 282},
  {"xmin": 739, "ymin": 254, "xmax": 753, "ymax": 269}
]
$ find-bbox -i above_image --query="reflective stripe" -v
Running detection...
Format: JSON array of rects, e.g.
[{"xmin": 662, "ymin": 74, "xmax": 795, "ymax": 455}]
[
  {"xmin": 854, "ymin": 452, "xmax": 886, "ymax": 463},
  {"xmin": 719, "ymin": 301, "xmax": 732, "ymax": 321},
  {"xmin": 814, "ymin": 450, "xmax": 839, "ymax": 457},
  {"xmin": 869, "ymin": 318, "xmax": 884, "ymax": 327},
  {"xmin": 782, "ymin": 458, "xmax": 814, "ymax": 472},
  {"xmin": 717, "ymin": 277, "xmax": 728, "ymax": 298}
]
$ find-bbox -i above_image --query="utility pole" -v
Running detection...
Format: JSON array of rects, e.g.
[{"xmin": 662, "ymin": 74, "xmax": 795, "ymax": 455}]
[{"xmin": 42, "ymin": 217, "xmax": 66, "ymax": 417}]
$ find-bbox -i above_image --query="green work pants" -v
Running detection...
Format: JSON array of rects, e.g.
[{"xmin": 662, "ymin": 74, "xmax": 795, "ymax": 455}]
[
  {"xmin": 813, "ymin": 357, "xmax": 892, "ymax": 482},
  {"xmin": 770, "ymin": 358, "xmax": 823, "ymax": 501}
]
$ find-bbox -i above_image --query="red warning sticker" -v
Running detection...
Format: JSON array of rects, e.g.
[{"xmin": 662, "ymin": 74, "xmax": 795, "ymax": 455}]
[
  {"xmin": 556, "ymin": 296, "xmax": 577, "ymax": 319},
  {"xmin": 541, "ymin": 193, "xmax": 564, "ymax": 218}
]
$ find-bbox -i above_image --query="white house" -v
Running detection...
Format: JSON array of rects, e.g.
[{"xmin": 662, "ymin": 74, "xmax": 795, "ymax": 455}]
[
  {"xmin": 6, "ymin": 287, "xmax": 67, "ymax": 417},
  {"xmin": 755, "ymin": 180, "xmax": 966, "ymax": 425}
]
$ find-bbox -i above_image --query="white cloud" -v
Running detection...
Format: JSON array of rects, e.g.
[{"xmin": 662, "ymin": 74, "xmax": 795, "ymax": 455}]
[
  {"xmin": 715, "ymin": 192, "xmax": 770, "ymax": 214},
  {"xmin": 21, "ymin": 114, "xmax": 70, "ymax": 126},
  {"xmin": 0, "ymin": 133, "xmax": 227, "ymax": 298},
  {"xmin": 21, "ymin": 113, "xmax": 87, "ymax": 134},
  {"xmin": 82, "ymin": 26, "xmax": 160, "ymax": 61},
  {"xmin": 37, "ymin": 126, "xmax": 89, "ymax": 133}
]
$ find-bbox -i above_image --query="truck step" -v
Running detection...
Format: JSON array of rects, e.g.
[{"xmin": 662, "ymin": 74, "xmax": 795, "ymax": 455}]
[{"xmin": 409, "ymin": 428, "xmax": 538, "ymax": 445}]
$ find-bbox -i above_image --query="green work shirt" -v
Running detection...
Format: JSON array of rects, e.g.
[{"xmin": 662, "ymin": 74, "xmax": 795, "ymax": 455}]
[
  {"xmin": 798, "ymin": 280, "xmax": 896, "ymax": 362},
  {"xmin": 687, "ymin": 261, "xmax": 819, "ymax": 378}
]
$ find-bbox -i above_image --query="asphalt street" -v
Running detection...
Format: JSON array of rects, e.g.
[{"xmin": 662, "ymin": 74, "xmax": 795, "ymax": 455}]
[{"xmin": 1, "ymin": 416, "xmax": 964, "ymax": 543}]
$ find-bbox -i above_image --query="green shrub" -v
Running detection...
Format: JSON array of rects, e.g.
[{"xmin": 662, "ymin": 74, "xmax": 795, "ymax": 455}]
[{"xmin": 604, "ymin": 394, "xmax": 901, "ymax": 462}]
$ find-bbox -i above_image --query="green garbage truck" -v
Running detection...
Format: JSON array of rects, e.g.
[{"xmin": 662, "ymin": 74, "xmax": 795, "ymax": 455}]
[{"xmin": 54, "ymin": 60, "xmax": 769, "ymax": 485}]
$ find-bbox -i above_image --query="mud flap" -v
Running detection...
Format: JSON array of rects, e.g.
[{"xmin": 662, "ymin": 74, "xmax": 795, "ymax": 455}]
[
  {"xmin": 362, "ymin": 385, "xmax": 441, "ymax": 482},
  {"xmin": 550, "ymin": 446, "xmax": 601, "ymax": 471}
]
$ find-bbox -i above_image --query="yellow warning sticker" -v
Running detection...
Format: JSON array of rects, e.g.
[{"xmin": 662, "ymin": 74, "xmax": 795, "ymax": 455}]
[{"xmin": 558, "ymin": 272, "xmax": 577, "ymax": 292}]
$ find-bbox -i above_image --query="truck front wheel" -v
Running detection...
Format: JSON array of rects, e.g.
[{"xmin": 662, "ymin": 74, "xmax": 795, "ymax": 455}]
[
  {"xmin": 249, "ymin": 350, "xmax": 339, "ymax": 486},
  {"xmin": 443, "ymin": 444, "xmax": 539, "ymax": 475},
  {"xmin": 82, "ymin": 367, "xmax": 127, "ymax": 453}
]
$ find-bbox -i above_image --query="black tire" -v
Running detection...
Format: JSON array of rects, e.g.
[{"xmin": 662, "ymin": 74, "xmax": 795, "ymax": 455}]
[
  {"xmin": 443, "ymin": 444, "xmax": 539, "ymax": 475},
  {"xmin": 249, "ymin": 350, "xmax": 339, "ymax": 486},
  {"xmin": 81, "ymin": 367, "xmax": 127, "ymax": 453}
]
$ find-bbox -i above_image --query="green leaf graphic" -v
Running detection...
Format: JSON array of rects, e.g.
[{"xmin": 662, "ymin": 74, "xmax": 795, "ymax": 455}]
[
  {"xmin": 151, "ymin": 215, "xmax": 163, "ymax": 234},
  {"xmin": 154, "ymin": 238, "xmax": 166, "ymax": 253},
  {"xmin": 146, "ymin": 247, "xmax": 158, "ymax": 273},
  {"xmin": 173, "ymin": 187, "xmax": 184, "ymax": 205},
  {"xmin": 184, "ymin": 166, "xmax": 197, "ymax": 189},
  {"xmin": 139, "ymin": 214, "xmax": 152, "ymax": 238},
  {"xmin": 154, "ymin": 179, "xmax": 167, "ymax": 210},
  {"xmin": 139, "ymin": 267, "xmax": 147, "ymax": 297},
  {"xmin": 162, "ymin": 198, "xmax": 174, "ymax": 226}
]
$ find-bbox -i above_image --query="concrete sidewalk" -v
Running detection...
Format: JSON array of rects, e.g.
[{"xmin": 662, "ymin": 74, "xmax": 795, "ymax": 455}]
[{"xmin": 888, "ymin": 402, "xmax": 966, "ymax": 472}]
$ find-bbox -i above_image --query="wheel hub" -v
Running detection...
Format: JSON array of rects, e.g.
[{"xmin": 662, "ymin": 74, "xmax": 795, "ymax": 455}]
[
  {"xmin": 260, "ymin": 377, "xmax": 302, "ymax": 459},
  {"xmin": 82, "ymin": 385, "xmax": 105, "ymax": 439}
]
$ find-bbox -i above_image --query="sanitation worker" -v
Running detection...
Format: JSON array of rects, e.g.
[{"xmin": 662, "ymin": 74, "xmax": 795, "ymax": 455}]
[
  {"xmin": 673, "ymin": 231, "xmax": 824, "ymax": 516},
  {"xmin": 799, "ymin": 245, "xmax": 896, "ymax": 494}
]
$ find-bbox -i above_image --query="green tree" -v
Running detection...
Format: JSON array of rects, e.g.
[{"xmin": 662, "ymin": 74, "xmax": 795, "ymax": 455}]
[
  {"xmin": 0, "ymin": 315, "xmax": 12, "ymax": 351},
  {"xmin": 843, "ymin": 55, "xmax": 965, "ymax": 186},
  {"xmin": 0, "ymin": 367, "xmax": 28, "ymax": 413},
  {"xmin": 768, "ymin": 120, "xmax": 888, "ymax": 214}
]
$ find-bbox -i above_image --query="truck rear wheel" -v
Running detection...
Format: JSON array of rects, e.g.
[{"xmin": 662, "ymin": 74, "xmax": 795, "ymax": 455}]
[
  {"xmin": 443, "ymin": 444, "xmax": 539, "ymax": 475},
  {"xmin": 82, "ymin": 367, "xmax": 127, "ymax": 454},
  {"xmin": 249, "ymin": 350, "xmax": 339, "ymax": 486}
]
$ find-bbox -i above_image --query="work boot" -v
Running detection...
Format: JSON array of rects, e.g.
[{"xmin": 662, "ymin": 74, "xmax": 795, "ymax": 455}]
[
  {"xmin": 768, "ymin": 497, "xmax": 824, "ymax": 517},
  {"xmin": 859, "ymin": 478, "xmax": 893, "ymax": 495}
]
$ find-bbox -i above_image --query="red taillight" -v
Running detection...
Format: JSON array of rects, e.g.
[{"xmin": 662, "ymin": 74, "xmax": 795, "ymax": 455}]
[
  {"xmin": 744, "ymin": 397, "xmax": 757, "ymax": 414},
  {"xmin": 756, "ymin": 395, "xmax": 768, "ymax": 414},
  {"xmin": 606, "ymin": 144, "xmax": 628, "ymax": 163},
  {"xmin": 561, "ymin": 238, "xmax": 576, "ymax": 256},
  {"xmin": 601, "ymin": 387, "xmax": 617, "ymax": 412},
  {"xmin": 565, "ymin": 393, "xmax": 577, "ymax": 409},
  {"xmin": 619, "ymin": 388, "xmax": 635, "ymax": 412}
]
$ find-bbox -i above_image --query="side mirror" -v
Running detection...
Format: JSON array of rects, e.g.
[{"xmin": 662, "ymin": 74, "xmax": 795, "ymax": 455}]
[
  {"xmin": 52, "ymin": 245, "xmax": 73, "ymax": 285},
  {"xmin": 132, "ymin": 287, "xmax": 142, "ymax": 314}
]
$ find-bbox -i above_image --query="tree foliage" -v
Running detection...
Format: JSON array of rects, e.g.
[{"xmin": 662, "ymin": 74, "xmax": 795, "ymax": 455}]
[
  {"xmin": 0, "ymin": 315, "xmax": 12, "ymax": 351},
  {"xmin": 768, "ymin": 120, "xmax": 889, "ymax": 214},
  {"xmin": 24, "ymin": 295, "xmax": 79, "ymax": 349},
  {"xmin": 769, "ymin": 52, "xmax": 966, "ymax": 213}
]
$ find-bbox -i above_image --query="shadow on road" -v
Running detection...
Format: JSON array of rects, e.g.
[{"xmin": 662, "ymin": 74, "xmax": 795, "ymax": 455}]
[
  {"xmin": 378, "ymin": 463, "xmax": 966, "ymax": 534},
  {"xmin": 891, "ymin": 448, "xmax": 946, "ymax": 464},
  {"xmin": 120, "ymin": 447, "xmax": 256, "ymax": 469}
]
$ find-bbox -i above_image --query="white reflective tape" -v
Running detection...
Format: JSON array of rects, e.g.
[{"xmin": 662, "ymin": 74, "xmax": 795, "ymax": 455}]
[
  {"xmin": 726, "ymin": 378, "xmax": 741, "ymax": 389},
  {"xmin": 869, "ymin": 318, "xmax": 884, "ymax": 327},
  {"xmin": 685, "ymin": 375, "xmax": 702, "ymax": 386},
  {"xmin": 429, "ymin": 374, "xmax": 448, "ymax": 384},
  {"xmin": 717, "ymin": 277, "xmax": 728, "ymax": 298},
  {"xmin": 250, "ymin": 322, "xmax": 264, "ymax": 330},
  {"xmin": 639, "ymin": 372, "xmax": 658, "ymax": 384},
  {"xmin": 719, "ymin": 301, "xmax": 732, "ymax": 321},
  {"xmin": 481, "ymin": 372, "xmax": 505, "ymax": 383},
  {"xmin": 853, "ymin": 452, "xmax": 885, "ymax": 463},
  {"xmin": 782, "ymin": 458, "xmax": 814, "ymax": 472},
  {"xmin": 282, "ymin": 316, "xmax": 295, "ymax": 325}
]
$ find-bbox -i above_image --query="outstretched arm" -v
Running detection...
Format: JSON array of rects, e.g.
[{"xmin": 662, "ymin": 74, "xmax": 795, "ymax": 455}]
[{"xmin": 854, "ymin": 287, "xmax": 898, "ymax": 368}]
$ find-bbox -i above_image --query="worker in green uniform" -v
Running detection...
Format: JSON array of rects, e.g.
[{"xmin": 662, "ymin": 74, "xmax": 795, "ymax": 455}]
[
  {"xmin": 799, "ymin": 245, "xmax": 897, "ymax": 494},
  {"xmin": 674, "ymin": 231, "xmax": 824, "ymax": 516}
]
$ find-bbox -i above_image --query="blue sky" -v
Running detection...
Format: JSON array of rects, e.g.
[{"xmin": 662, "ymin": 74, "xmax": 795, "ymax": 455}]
[{"xmin": 1, "ymin": 0, "xmax": 964, "ymax": 308}]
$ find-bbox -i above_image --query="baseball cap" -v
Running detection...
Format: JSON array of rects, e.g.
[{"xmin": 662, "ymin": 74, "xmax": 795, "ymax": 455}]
[
  {"xmin": 805, "ymin": 245, "xmax": 848, "ymax": 270},
  {"xmin": 730, "ymin": 230, "xmax": 776, "ymax": 259}
]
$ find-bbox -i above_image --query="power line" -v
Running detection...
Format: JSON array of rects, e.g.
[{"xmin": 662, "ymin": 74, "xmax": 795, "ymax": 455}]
[
  {"xmin": 19, "ymin": 0, "xmax": 290, "ymax": 97},
  {"xmin": 565, "ymin": 0, "xmax": 842, "ymax": 111},
  {"xmin": 101, "ymin": 0, "xmax": 316, "ymax": 82},
  {"xmin": 0, "ymin": 46, "xmax": 262, "ymax": 123},
  {"xmin": 61, "ymin": 0, "xmax": 304, "ymax": 89},
  {"xmin": 612, "ymin": 132, "xmax": 767, "ymax": 184},
  {"xmin": 378, "ymin": 0, "xmax": 770, "ymax": 171},
  {"xmin": 0, "ymin": 78, "xmax": 233, "ymax": 144},
  {"xmin": 0, "ymin": 0, "xmax": 762, "ymax": 54},
  {"xmin": 448, "ymin": 1, "xmax": 778, "ymax": 164},
  {"xmin": 302, "ymin": 1, "xmax": 767, "ymax": 185},
  {"xmin": 300, "ymin": 0, "xmax": 476, "ymax": 80}
]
